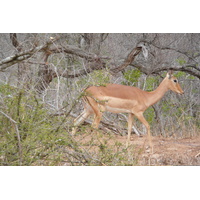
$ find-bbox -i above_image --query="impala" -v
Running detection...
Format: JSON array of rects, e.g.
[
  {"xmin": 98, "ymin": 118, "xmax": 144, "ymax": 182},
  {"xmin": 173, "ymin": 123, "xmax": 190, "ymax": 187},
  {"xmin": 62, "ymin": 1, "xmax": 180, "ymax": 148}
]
[{"xmin": 72, "ymin": 70, "xmax": 184, "ymax": 149}]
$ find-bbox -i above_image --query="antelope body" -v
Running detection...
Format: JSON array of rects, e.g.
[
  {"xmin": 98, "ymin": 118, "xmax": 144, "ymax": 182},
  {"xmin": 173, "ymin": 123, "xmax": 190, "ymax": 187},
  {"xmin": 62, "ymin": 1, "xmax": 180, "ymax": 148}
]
[{"xmin": 73, "ymin": 71, "xmax": 184, "ymax": 148}]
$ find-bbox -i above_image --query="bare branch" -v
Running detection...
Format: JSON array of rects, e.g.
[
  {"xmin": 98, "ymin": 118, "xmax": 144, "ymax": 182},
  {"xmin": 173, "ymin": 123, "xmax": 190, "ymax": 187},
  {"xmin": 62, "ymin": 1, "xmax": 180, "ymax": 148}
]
[
  {"xmin": 131, "ymin": 62, "xmax": 200, "ymax": 79},
  {"xmin": 48, "ymin": 45, "xmax": 143, "ymax": 79},
  {"xmin": 0, "ymin": 36, "xmax": 61, "ymax": 71},
  {"xmin": 0, "ymin": 35, "xmax": 143, "ymax": 82},
  {"xmin": 10, "ymin": 33, "xmax": 22, "ymax": 51},
  {"xmin": 50, "ymin": 44, "xmax": 110, "ymax": 61},
  {"xmin": 110, "ymin": 47, "xmax": 142, "ymax": 74}
]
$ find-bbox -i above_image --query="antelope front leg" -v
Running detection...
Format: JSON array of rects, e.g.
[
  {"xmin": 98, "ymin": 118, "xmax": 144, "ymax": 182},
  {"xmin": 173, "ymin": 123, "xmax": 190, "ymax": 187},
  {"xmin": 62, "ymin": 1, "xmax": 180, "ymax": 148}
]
[
  {"xmin": 135, "ymin": 112, "xmax": 153, "ymax": 152},
  {"xmin": 126, "ymin": 113, "xmax": 134, "ymax": 147}
]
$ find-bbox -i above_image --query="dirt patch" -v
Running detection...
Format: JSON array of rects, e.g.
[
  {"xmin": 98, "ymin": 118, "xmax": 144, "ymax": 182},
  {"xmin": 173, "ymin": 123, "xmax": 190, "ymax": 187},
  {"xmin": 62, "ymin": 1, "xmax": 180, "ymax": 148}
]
[
  {"xmin": 120, "ymin": 134, "xmax": 200, "ymax": 165},
  {"xmin": 73, "ymin": 129, "xmax": 200, "ymax": 166}
]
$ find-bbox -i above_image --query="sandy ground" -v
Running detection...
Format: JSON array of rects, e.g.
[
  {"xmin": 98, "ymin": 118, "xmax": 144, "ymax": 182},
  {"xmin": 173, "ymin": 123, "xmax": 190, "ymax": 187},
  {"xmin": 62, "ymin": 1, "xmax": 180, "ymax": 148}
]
[{"xmin": 117, "ymin": 134, "xmax": 200, "ymax": 165}]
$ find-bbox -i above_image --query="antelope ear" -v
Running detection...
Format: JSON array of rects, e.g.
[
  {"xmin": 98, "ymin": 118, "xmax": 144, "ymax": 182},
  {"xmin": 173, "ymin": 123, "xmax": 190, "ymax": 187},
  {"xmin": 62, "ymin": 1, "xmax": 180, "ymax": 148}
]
[{"xmin": 167, "ymin": 70, "xmax": 173, "ymax": 79}]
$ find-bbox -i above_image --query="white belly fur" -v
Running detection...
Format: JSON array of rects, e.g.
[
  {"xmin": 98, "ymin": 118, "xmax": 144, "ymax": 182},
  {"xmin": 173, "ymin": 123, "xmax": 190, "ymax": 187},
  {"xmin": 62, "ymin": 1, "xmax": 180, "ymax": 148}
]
[
  {"xmin": 105, "ymin": 105, "xmax": 131, "ymax": 113},
  {"xmin": 100, "ymin": 96, "xmax": 135, "ymax": 113}
]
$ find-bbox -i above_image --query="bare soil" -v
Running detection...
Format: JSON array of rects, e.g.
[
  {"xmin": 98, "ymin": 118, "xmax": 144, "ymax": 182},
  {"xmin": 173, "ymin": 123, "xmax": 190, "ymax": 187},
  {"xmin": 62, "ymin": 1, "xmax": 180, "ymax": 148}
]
[
  {"xmin": 74, "ymin": 128, "xmax": 200, "ymax": 165},
  {"xmin": 116, "ymin": 134, "xmax": 200, "ymax": 165}
]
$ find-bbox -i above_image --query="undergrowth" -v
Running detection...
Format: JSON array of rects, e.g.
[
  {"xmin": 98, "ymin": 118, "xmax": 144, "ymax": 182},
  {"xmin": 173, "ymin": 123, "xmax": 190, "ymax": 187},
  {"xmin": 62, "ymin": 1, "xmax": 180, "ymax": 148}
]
[{"xmin": 0, "ymin": 84, "xmax": 140, "ymax": 166}]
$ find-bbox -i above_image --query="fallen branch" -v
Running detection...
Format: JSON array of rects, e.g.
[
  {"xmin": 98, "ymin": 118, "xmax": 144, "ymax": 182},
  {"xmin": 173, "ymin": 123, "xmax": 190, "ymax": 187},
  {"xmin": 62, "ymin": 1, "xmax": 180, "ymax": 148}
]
[{"xmin": 70, "ymin": 113, "xmax": 124, "ymax": 135}]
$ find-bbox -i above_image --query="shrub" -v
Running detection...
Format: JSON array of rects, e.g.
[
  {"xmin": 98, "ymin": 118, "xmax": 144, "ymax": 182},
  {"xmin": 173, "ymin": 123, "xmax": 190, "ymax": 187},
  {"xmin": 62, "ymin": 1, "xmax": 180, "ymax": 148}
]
[{"xmin": 123, "ymin": 69, "xmax": 142, "ymax": 85}]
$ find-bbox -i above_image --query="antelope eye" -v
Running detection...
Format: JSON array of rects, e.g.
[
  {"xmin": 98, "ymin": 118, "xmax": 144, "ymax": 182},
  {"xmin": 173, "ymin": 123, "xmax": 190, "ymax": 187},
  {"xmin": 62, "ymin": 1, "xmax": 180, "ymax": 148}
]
[{"xmin": 173, "ymin": 79, "xmax": 177, "ymax": 83}]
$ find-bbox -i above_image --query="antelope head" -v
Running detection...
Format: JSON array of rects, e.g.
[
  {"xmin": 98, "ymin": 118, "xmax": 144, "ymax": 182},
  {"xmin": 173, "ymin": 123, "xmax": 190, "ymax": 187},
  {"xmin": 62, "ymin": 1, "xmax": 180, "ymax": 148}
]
[{"xmin": 166, "ymin": 70, "xmax": 184, "ymax": 94}]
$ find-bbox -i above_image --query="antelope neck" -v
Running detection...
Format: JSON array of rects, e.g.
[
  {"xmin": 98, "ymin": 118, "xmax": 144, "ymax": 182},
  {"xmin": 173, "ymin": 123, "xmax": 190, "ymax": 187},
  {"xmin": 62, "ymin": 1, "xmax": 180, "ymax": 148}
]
[{"xmin": 144, "ymin": 78, "xmax": 169, "ymax": 107}]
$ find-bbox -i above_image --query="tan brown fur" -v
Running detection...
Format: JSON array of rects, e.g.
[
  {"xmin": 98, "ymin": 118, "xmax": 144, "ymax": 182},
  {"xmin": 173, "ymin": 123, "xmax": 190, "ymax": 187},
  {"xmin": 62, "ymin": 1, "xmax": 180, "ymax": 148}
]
[{"xmin": 72, "ymin": 71, "xmax": 184, "ymax": 151}]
